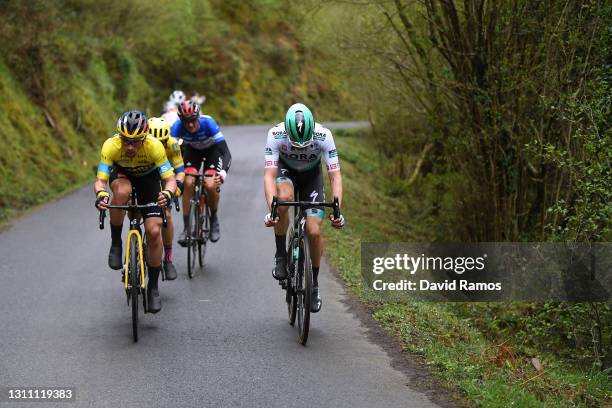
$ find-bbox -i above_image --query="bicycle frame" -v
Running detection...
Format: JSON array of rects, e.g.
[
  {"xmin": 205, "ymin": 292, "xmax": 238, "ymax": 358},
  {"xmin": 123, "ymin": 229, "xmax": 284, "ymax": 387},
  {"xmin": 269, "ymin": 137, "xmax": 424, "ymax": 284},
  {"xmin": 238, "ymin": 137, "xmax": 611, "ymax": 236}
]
[{"xmin": 99, "ymin": 188, "xmax": 168, "ymax": 290}]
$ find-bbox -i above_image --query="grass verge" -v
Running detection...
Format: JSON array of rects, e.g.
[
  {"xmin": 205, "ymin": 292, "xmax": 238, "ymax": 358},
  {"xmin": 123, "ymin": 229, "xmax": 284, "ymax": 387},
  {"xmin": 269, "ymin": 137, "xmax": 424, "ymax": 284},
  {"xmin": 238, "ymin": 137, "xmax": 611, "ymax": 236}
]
[{"xmin": 322, "ymin": 128, "xmax": 611, "ymax": 408}]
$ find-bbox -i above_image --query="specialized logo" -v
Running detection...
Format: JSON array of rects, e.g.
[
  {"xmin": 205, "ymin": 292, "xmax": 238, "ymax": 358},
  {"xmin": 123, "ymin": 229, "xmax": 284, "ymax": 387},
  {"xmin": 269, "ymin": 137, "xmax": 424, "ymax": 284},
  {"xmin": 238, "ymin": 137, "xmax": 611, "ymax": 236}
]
[{"xmin": 310, "ymin": 190, "xmax": 318, "ymax": 202}]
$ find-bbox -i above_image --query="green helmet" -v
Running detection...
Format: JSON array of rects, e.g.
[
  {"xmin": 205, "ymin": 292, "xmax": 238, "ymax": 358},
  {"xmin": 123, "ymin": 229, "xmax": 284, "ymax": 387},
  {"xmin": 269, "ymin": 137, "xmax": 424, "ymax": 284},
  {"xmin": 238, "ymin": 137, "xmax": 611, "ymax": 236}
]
[{"xmin": 285, "ymin": 103, "xmax": 314, "ymax": 148}]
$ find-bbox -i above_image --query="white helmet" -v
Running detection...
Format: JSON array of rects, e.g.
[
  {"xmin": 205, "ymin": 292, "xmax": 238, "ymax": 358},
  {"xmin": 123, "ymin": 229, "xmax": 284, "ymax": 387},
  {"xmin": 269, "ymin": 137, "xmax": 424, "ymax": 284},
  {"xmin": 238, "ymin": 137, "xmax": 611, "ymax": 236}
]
[{"xmin": 169, "ymin": 90, "xmax": 186, "ymax": 105}]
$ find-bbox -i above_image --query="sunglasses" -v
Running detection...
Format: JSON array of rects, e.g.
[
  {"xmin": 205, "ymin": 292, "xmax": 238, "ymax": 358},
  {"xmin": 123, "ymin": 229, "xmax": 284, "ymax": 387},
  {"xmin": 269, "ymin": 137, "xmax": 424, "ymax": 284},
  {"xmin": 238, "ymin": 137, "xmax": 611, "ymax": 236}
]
[{"xmin": 121, "ymin": 135, "xmax": 145, "ymax": 145}]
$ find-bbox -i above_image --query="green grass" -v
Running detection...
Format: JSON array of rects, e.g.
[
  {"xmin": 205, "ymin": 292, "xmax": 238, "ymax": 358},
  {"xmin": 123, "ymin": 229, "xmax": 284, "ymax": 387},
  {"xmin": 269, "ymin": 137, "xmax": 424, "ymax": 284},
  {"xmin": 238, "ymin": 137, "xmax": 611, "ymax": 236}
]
[{"xmin": 323, "ymin": 128, "xmax": 612, "ymax": 408}]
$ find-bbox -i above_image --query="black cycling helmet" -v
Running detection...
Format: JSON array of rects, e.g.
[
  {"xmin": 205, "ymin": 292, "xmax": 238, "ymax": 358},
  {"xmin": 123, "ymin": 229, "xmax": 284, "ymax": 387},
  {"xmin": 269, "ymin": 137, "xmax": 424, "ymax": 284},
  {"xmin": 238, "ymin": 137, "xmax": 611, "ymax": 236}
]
[{"xmin": 117, "ymin": 110, "xmax": 149, "ymax": 138}]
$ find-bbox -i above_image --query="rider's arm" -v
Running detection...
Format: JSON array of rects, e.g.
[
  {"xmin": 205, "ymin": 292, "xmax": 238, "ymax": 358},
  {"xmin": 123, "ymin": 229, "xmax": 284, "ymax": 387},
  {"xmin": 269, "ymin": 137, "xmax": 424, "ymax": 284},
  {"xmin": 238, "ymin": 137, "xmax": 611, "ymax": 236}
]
[
  {"xmin": 93, "ymin": 138, "xmax": 116, "ymax": 207},
  {"xmin": 167, "ymin": 138, "xmax": 185, "ymax": 183},
  {"xmin": 152, "ymin": 140, "xmax": 177, "ymax": 196},
  {"xmin": 328, "ymin": 170, "xmax": 343, "ymax": 209},
  {"xmin": 214, "ymin": 140, "xmax": 232, "ymax": 172},
  {"xmin": 264, "ymin": 128, "xmax": 280, "ymax": 210},
  {"xmin": 321, "ymin": 129, "xmax": 342, "ymax": 207},
  {"xmin": 264, "ymin": 167, "xmax": 278, "ymax": 210}
]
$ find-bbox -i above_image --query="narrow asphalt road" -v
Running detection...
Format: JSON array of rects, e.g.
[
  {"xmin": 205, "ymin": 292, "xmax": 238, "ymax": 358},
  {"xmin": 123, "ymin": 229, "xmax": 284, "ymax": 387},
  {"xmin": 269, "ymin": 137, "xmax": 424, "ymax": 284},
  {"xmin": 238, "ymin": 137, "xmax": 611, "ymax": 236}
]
[{"xmin": 0, "ymin": 124, "xmax": 449, "ymax": 408}]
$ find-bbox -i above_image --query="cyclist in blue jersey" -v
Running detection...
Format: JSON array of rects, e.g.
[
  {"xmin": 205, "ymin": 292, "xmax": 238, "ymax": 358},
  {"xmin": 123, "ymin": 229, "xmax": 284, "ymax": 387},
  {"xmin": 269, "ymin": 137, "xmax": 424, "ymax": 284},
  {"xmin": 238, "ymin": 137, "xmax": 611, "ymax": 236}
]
[{"xmin": 172, "ymin": 100, "xmax": 232, "ymax": 245}]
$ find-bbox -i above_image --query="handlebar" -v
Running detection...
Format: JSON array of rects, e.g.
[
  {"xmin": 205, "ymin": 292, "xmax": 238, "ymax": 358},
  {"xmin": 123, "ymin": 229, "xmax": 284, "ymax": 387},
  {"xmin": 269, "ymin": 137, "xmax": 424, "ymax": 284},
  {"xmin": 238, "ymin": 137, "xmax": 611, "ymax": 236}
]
[
  {"xmin": 99, "ymin": 202, "xmax": 168, "ymax": 229},
  {"xmin": 270, "ymin": 196, "xmax": 340, "ymax": 220}
]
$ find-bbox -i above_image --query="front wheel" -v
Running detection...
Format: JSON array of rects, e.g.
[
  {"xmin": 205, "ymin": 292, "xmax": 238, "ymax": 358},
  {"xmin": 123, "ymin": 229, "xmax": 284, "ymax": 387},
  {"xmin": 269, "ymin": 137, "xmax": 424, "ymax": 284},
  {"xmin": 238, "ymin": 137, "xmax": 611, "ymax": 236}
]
[
  {"xmin": 187, "ymin": 201, "xmax": 199, "ymax": 279},
  {"xmin": 296, "ymin": 235, "xmax": 312, "ymax": 345},
  {"xmin": 198, "ymin": 195, "xmax": 209, "ymax": 268},
  {"xmin": 128, "ymin": 234, "xmax": 140, "ymax": 342}
]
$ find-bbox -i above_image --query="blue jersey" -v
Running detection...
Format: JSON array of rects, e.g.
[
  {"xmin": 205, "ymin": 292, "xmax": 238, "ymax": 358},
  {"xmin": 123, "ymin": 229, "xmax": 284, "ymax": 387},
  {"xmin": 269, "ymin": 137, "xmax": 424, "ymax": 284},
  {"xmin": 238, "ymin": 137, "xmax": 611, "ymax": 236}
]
[{"xmin": 171, "ymin": 115, "xmax": 224, "ymax": 150}]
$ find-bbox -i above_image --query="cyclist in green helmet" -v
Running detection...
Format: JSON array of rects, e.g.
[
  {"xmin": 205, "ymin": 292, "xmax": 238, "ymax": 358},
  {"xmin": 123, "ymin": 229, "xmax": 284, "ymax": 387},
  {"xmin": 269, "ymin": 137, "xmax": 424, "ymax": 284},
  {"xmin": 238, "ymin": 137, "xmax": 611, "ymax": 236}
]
[{"xmin": 264, "ymin": 103, "xmax": 345, "ymax": 313}]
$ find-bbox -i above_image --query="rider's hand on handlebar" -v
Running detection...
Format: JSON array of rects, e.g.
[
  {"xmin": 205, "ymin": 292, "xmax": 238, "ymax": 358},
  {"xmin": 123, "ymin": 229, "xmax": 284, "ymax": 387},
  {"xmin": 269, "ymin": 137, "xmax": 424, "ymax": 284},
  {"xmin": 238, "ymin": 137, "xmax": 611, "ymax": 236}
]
[
  {"xmin": 95, "ymin": 191, "xmax": 110, "ymax": 211},
  {"xmin": 158, "ymin": 190, "xmax": 173, "ymax": 208},
  {"xmin": 213, "ymin": 170, "xmax": 227, "ymax": 186},
  {"xmin": 264, "ymin": 212, "xmax": 279, "ymax": 227},
  {"xmin": 329, "ymin": 213, "xmax": 345, "ymax": 229},
  {"xmin": 175, "ymin": 180, "xmax": 184, "ymax": 197}
]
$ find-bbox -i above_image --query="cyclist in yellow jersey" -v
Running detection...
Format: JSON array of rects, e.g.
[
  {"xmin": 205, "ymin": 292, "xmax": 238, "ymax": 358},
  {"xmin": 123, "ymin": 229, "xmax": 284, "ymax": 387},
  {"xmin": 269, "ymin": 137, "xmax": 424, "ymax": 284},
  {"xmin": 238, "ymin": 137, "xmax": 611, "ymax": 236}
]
[
  {"xmin": 148, "ymin": 117, "xmax": 185, "ymax": 281},
  {"xmin": 94, "ymin": 111, "xmax": 177, "ymax": 313}
]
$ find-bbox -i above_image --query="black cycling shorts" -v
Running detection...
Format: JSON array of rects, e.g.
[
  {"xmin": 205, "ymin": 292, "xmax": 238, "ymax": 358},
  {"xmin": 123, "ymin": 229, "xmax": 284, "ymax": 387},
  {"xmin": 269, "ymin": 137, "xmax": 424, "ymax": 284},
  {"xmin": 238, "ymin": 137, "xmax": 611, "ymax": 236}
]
[
  {"xmin": 183, "ymin": 143, "xmax": 223, "ymax": 174},
  {"xmin": 109, "ymin": 169, "xmax": 163, "ymax": 219},
  {"xmin": 276, "ymin": 159, "xmax": 325, "ymax": 218}
]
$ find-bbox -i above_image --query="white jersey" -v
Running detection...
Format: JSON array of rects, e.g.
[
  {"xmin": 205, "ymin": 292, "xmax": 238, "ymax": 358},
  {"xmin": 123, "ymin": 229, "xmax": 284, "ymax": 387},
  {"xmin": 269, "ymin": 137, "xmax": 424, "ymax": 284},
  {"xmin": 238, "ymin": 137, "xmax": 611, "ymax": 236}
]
[
  {"xmin": 162, "ymin": 109, "xmax": 179, "ymax": 126},
  {"xmin": 265, "ymin": 122, "xmax": 340, "ymax": 173}
]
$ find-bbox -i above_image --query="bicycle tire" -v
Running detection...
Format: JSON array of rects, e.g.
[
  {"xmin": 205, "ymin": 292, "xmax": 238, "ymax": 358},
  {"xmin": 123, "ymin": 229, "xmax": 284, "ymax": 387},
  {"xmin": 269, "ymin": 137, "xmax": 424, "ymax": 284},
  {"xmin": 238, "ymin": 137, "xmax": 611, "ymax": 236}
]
[
  {"xmin": 297, "ymin": 235, "xmax": 312, "ymax": 345},
  {"xmin": 198, "ymin": 195, "xmax": 209, "ymax": 268},
  {"xmin": 187, "ymin": 202, "xmax": 199, "ymax": 279},
  {"xmin": 128, "ymin": 233, "xmax": 139, "ymax": 342},
  {"xmin": 286, "ymin": 235, "xmax": 297, "ymax": 325}
]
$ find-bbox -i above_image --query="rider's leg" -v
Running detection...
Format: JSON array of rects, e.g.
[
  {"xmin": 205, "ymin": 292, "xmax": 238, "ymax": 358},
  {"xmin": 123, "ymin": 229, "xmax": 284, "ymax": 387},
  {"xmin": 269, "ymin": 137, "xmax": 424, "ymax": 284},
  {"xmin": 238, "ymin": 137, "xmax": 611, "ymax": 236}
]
[
  {"xmin": 271, "ymin": 180, "xmax": 294, "ymax": 280},
  {"xmin": 144, "ymin": 216, "xmax": 164, "ymax": 312},
  {"xmin": 305, "ymin": 215, "xmax": 324, "ymax": 282},
  {"xmin": 203, "ymin": 175, "xmax": 220, "ymax": 211},
  {"xmin": 145, "ymin": 216, "xmax": 163, "ymax": 269},
  {"xmin": 306, "ymin": 213, "xmax": 324, "ymax": 313},
  {"xmin": 181, "ymin": 174, "xmax": 195, "ymax": 229},
  {"xmin": 107, "ymin": 177, "xmax": 131, "ymax": 270},
  {"xmin": 274, "ymin": 180, "xmax": 294, "ymax": 249},
  {"xmin": 162, "ymin": 207, "xmax": 173, "ymax": 254},
  {"xmin": 162, "ymin": 207, "xmax": 177, "ymax": 280}
]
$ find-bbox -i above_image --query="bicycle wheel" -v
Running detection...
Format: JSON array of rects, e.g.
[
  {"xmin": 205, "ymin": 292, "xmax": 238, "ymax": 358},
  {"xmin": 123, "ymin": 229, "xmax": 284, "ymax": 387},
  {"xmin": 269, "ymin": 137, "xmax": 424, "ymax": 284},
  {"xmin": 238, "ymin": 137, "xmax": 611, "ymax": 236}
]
[
  {"xmin": 286, "ymin": 236, "xmax": 297, "ymax": 325},
  {"xmin": 296, "ymin": 234, "xmax": 312, "ymax": 345},
  {"xmin": 187, "ymin": 201, "xmax": 199, "ymax": 279},
  {"xmin": 128, "ymin": 233, "xmax": 139, "ymax": 342},
  {"xmin": 198, "ymin": 195, "xmax": 209, "ymax": 268}
]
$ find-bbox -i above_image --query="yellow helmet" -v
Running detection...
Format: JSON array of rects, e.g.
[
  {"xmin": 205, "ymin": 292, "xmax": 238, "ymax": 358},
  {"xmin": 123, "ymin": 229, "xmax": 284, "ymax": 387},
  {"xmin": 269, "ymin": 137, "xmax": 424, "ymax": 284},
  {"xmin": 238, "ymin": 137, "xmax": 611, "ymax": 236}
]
[{"xmin": 148, "ymin": 117, "xmax": 171, "ymax": 142}]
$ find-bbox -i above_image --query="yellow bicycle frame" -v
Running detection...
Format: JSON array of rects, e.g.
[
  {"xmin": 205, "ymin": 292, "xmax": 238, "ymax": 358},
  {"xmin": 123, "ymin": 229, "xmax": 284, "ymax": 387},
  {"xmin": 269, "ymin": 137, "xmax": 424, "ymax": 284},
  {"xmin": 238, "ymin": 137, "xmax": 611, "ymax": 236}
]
[{"xmin": 123, "ymin": 230, "xmax": 146, "ymax": 290}]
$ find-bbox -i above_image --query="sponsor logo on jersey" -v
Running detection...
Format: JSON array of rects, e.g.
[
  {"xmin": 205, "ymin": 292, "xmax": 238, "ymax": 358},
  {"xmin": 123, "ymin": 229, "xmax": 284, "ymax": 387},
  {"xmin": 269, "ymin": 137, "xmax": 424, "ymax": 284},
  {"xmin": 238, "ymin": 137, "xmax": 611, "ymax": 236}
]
[
  {"xmin": 327, "ymin": 162, "xmax": 340, "ymax": 170},
  {"xmin": 273, "ymin": 130, "xmax": 287, "ymax": 139},
  {"xmin": 282, "ymin": 152, "xmax": 320, "ymax": 161},
  {"xmin": 313, "ymin": 132, "xmax": 326, "ymax": 141},
  {"xmin": 159, "ymin": 162, "xmax": 173, "ymax": 173},
  {"xmin": 265, "ymin": 147, "xmax": 273, "ymax": 155},
  {"xmin": 265, "ymin": 160, "xmax": 278, "ymax": 167},
  {"xmin": 328, "ymin": 149, "xmax": 338, "ymax": 158}
]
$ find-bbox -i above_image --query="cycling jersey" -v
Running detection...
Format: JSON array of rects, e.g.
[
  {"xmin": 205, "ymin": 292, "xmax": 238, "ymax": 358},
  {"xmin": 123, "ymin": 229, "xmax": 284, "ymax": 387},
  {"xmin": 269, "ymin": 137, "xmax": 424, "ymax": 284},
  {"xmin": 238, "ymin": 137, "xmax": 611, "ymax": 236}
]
[
  {"xmin": 162, "ymin": 136, "xmax": 185, "ymax": 175},
  {"xmin": 171, "ymin": 115, "xmax": 224, "ymax": 150},
  {"xmin": 96, "ymin": 135, "xmax": 174, "ymax": 181},
  {"xmin": 162, "ymin": 109, "xmax": 179, "ymax": 126},
  {"xmin": 264, "ymin": 122, "xmax": 340, "ymax": 173}
]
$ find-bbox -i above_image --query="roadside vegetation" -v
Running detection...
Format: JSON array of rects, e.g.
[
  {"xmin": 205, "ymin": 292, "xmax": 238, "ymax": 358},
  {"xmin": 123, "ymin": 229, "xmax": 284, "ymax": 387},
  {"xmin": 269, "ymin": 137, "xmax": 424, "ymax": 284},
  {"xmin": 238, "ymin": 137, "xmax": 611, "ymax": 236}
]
[
  {"xmin": 310, "ymin": 1, "xmax": 610, "ymax": 406},
  {"xmin": 0, "ymin": 0, "xmax": 356, "ymax": 222},
  {"xmin": 324, "ymin": 129, "xmax": 611, "ymax": 407}
]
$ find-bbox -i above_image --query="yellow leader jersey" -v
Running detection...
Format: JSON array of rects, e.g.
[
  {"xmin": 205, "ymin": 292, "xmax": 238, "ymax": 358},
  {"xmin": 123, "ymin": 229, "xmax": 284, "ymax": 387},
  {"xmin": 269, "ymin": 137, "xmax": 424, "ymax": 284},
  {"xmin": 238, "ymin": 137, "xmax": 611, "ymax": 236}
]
[
  {"xmin": 163, "ymin": 136, "xmax": 185, "ymax": 176},
  {"xmin": 96, "ymin": 135, "xmax": 174, "ymax": 181}
]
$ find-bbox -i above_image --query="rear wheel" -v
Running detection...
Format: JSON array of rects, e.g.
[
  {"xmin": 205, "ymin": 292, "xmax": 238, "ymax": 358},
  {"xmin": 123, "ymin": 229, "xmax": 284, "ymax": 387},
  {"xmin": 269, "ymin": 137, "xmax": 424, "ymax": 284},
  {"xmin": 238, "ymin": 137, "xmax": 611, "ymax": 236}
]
[
  {"xmin": 128, "ymin": 234, "xmax": 140, "ymax": 342},
  {"xmin": 296, "ymin": 235, "xmax": 312, "ymax": 345},
  {"xmin": 187, "ymin": 201, "xmax": 199, "ymax": 279}
]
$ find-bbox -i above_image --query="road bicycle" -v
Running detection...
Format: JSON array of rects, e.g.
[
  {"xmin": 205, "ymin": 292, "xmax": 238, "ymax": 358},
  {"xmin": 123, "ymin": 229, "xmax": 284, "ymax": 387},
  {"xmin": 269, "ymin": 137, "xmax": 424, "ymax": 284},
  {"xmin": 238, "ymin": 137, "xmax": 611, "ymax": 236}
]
[
  {"xmin": 99, "ymin": 186, "xmax": 167, "ymax": 342},
  {"xmin": 184, "ymin": 170, "xmax": 214, "ymax": 279},
  {"xmin": 270, "ymin": 195, "xmax": 340, "ymax": 345}
]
